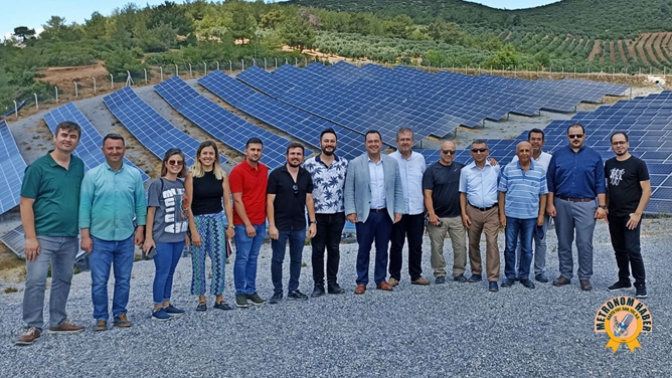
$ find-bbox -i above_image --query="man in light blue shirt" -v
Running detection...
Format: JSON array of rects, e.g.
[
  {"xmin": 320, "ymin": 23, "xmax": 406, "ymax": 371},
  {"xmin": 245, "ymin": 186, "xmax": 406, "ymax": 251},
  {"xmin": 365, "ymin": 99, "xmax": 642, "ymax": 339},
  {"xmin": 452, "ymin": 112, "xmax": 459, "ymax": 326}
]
[
  {"xmin": 498, "ymin": 142, "xmax": 548, "ymax": 290},
  {"xmin": 389, "ymin": 128, "xmax": 429, "ymax": 286},
  {"xmin": 79, "ymin": 133, "xmax": 146, "ymax": 331},
  {"xmin": 459, "ymin": 140, "xmax": 501, "ymax": 292}
]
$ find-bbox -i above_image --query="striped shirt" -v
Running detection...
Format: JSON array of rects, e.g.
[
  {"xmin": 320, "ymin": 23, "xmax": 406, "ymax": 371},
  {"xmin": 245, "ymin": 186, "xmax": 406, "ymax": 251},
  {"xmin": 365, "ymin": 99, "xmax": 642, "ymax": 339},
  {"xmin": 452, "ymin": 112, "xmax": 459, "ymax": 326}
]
[{"xmin": 498, "ymin": 160, "xmax": 548, "ymax": 219}]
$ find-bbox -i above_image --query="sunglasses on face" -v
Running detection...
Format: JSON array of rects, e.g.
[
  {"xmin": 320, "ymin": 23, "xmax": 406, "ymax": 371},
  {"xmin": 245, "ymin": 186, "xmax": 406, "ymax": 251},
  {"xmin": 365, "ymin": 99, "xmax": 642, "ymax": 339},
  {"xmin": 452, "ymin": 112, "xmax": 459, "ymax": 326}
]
[
  {"xmin": 612, "ymin": 141, "xmax": 627, "ymax": 145},
  {"xmin": 471, "ymin": 148, "xmax": 488, "ymax": 153},
  {"xmin": 168, "ymin": 160, "xmax": 184, "ymax": 166},
  {"xmin": 568, "ymin": 134, "xmax": 584, "ymax": 139},
  {"xmin": 441, "ymin": 149, "xmax": 456, "ymax": 155}
]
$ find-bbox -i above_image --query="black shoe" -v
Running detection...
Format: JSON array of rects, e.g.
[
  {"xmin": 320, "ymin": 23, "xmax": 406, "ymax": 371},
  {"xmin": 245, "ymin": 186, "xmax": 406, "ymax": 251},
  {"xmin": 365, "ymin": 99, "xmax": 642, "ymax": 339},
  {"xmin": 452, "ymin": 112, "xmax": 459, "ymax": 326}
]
[
  {"xmin": 488, "ymin": 282, "xmax": 499, "ymax": 292},
  {"xmin": 520, "ymin": 279, "xmax": 536, "ymax": 289},
  {"xmin": 311, "ymin": 285, "xmax": 326, "ymax": 298},
  {"xmin": 196, "ymin": 302, "xmax": 207, "ymax": 312},
  {"xmin": 214, "ymin": 301, "xmax": 233, "ymax": 311},
  {"xmin": 269, "ymin": 292, "xmax": 283, "ymax": 304},
  {"xmin": 453, "ymin": 275, "xmax": 467, "ymax": 283},
  {"xmin": 287, "ymin": 290, "xmax": 309, "ymax": 301},
  {"xmin": 535, "ymin": 273, "xmax": 549, "ymax": 283},
  {"xmin": 501, "ymin": 278, "xmax": 515, "ymax": 288},
  {"xmin": 468, "ymin": 274, "xmax": 482, "ymax": 283},
  {"xmin": 435, "ymin": 276, "xmax": 446, "ymax": 284},
  {"xmin": 608, "ymin": 281, "xmax": 632, "ymax": 291},
  {"xmin": 327, "ymin": 283, "xmax": 345, "ymax": 295},
  {"xmin": 635, "ymin": 285, "xmax": 648, "ymax": 298}
]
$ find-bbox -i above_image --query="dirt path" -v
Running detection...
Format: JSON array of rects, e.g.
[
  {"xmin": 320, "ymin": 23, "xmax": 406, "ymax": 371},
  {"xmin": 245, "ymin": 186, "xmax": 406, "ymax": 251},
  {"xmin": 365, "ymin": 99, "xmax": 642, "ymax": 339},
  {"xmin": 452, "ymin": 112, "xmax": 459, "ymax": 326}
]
[
  {"xmin": 609, "ymin": 41, "xmax": 617, "ymax": 63},
  {"xmin": 617, "ymin": 40, "xmax": 628, "ymax": 63},
  {"xmin": 504, "ymin": 31, "xmax": 512, "ymax": 41},
  {"xmin": 626, "ymin": 39, "xmax": 639, "ymax": 62},
  {"xmin": 651, "ymin": 32, "xmax": 669, "ymax": 64},
  {"xmin": 588, "ymin": 39, "xmax": 602, "ymax": 61},
  {"xmin": 636, "ymin": 34, "xmax": 652, "ymax": 66}
]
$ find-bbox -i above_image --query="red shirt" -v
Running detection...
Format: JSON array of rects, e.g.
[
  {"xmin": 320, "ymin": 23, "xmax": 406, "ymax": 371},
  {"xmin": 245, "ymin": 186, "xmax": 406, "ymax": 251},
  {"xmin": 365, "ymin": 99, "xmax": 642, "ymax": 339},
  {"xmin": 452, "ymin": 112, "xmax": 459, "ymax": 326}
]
[{"xmin": 229, "ymin": 160, "xmax": 268, "ymax": 226}]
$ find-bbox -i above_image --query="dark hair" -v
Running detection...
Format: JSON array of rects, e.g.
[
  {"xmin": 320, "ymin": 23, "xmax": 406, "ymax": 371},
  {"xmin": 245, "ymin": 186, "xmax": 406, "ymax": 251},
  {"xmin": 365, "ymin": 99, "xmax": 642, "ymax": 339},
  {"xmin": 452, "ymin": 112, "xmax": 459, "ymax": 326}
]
[
  {"xmin": 102, "ymin": 133, "xmax": 125, "ymax": 146},
  {"xmin": 246, "ymin": 137, "xmax": 263, "ymax": 147},
  {"xmin": 471, "ymin": 139, "xmax": 488, "ymax": 148},
  {"xmin": 396, "ymin": 127, "xmax": 414, "ymax": 140},
  {"xmin": 567, "ymin": 123, "xmax": 585, "ymax": 134},
  {"xmin": 528, "ymin": 128, "xmax": 545, "ymax": 141},
  {"xmin": 320, "ymin": 128, "xmax": 337, "ymax": 141},
  {"xmin": 610, "ymin": 131, "xmax": 629, "ymax": 143},
  {"xmin": 365, "ymin": 130, "xmax": 382, "ymax": 142},
  {"xmin": 286, "ymin": 142, "xmax": 305, "ymax": 155},
  {"xmin": 55, "ymin": 121, "xmax": 81, "ymax": 137},
  {"xmin": 160, "ymin": 147, "xmax": 187, "ymax": 178}
]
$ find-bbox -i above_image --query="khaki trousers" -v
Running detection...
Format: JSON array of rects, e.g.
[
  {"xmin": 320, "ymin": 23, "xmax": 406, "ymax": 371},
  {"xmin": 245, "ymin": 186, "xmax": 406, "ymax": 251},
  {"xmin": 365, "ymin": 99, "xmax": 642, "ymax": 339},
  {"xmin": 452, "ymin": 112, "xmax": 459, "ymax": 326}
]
[
  {"xmin": 466, "ymin": 204, "xmax": 500, "ymax": 282},
  {"xmin": 427, "ymin": 216, "xmax": 467, "ymax": 277}
]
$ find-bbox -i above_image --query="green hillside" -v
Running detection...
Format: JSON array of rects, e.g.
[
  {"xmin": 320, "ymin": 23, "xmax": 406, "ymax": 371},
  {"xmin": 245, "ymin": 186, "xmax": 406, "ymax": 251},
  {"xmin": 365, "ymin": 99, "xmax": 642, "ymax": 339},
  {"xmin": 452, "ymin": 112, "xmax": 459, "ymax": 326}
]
[{"xmin": 286, "ymin": 0, "xmax": 672, "ymax": 38}]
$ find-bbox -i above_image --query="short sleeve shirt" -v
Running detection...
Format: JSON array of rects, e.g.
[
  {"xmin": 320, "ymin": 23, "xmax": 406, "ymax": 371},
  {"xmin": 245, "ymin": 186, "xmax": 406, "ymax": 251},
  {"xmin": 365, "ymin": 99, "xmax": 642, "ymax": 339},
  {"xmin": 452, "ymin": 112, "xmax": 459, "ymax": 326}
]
[
  {"xmin": 302, "ymin": 154, "xmax": 348, "ymax": 214},
  {"xmin": 422, "ymin": 161, "xmax": 464, "ymax": 218},
  {"xmin": 229, "ymin": 160, "xmax": 268, "ymax": 226},
  {"xmin": 147, "ymin": 178, "xmax": 189, "ymax": 243},
  {"xmin": 267, "ymin": 165, "xmax": 314, "ymax": 231},
  {"xmin": 20, "ymin": 151, "xmax": 84, "ymax": 237},
  {"xmin": 605, "ymin": 156, "xmax": 650, "ymax": 217}
]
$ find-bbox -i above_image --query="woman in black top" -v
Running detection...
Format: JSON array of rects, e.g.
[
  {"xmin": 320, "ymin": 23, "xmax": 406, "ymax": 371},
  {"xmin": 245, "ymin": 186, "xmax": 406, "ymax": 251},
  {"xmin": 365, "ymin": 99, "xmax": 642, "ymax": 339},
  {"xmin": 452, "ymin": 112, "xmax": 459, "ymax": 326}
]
[{"xmin": 185, "ymin": 141, "xmax": 235, "ymax": 311}]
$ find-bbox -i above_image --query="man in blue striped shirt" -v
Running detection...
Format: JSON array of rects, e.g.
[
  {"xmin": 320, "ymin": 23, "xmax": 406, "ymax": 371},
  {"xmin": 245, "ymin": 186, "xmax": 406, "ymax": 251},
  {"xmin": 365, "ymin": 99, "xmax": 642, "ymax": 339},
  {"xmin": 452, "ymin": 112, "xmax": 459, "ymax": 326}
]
[
  {"xmin": 498, "ymin": 142, "xmax": 548, "ymax": 289},
  {"xmin": 79, "ymin": 134, "xmax": 147, "ymax": 331}
]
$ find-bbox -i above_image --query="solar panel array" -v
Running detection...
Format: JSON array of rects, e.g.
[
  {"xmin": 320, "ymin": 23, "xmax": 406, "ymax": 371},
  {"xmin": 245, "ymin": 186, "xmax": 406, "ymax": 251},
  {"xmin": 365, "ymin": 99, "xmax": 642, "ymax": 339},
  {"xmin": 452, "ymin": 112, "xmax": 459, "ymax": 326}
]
[
  {"xmin": 43, "ymin": 102, "xmax": 149, "ymax": 181},
  {"xmin": 104, "ymin": 86, "xmax": 226, "ymax": 168},
  {"xmin": 0, "ymin": 120, "xmax": 27, "ymax": 214},
  {"xmin": 155, "ymin": 76, "xmax": 311, "ymax": 170},
  {"xmin": 199, "ymin": 70, "xmax": 385, "ymax": 161},
  {"xmin": 233, "ymin": 62, "xmax": 628, "ymax": 146}
]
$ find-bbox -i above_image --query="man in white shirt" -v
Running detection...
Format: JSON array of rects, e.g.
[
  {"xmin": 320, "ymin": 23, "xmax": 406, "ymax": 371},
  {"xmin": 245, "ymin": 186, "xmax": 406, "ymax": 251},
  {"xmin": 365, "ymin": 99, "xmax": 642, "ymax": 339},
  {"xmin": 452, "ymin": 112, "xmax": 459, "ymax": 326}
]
[{"xmin": 389, "ymin": 128, "xmax": 429, "ymax": 286}]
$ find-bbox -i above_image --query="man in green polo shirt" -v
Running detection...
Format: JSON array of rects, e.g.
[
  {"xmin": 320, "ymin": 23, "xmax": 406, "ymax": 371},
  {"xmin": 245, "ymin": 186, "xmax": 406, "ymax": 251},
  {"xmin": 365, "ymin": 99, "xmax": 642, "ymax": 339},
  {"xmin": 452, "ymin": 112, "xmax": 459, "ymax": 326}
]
[{"xmin": 16, "ymin": 121, "xmax": 86, "ymax": 346}]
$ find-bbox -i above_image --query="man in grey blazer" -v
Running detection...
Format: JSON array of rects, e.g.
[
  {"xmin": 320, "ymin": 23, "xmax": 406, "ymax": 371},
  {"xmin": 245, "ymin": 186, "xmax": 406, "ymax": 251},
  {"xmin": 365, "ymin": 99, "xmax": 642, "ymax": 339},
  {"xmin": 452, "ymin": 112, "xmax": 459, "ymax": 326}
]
[{"xmin": 345, "ymin": 130, "xmax": 405, "ymax": 294}]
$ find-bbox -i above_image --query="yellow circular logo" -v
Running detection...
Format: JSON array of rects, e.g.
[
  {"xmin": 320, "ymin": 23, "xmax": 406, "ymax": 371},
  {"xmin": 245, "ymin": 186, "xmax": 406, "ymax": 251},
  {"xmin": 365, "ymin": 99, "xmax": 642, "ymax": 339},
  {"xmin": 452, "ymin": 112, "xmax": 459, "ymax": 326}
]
[{"xmin": 594, "ymin": 296, "xmax": 652, "ymax": 353}]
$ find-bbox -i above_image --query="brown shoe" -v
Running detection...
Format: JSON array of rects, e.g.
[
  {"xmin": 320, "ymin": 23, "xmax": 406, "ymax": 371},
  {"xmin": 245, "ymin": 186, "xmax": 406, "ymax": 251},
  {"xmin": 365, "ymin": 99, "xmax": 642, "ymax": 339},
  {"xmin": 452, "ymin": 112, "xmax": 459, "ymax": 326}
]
[
  {"xmin": 49, "ymin": 322, "xmax": 84, "ymax": 334},
  {"xmin": 411, "ymin": 277, "xmax": 430, "ymax": 286},
  {"xmin": 94, "ymin": 320, "xmax": 107, "ymax": 332},
  {"xmin": 15, "ymin": 327, "xmax": 41, "ymax": 346},
  {"xmin": 552, "ymin": 276, "xmax": 571, "ymax": 287},
  {"xmin": 580, "ymin": 279, "xmax": 592, "ymax": 291},
  {"xmin": 376, "ymin": 281, "xmax": 394, "ymax": 291},
  {"xmin": 113, "ymin": 314, "xmax": 133, "ymax": 328},
  {"xmin": 388, "ymin": 277, "xmax": 399, "ymax": 287},
  {"xmin": 354, "ymin": 284, "xmax": 366, "ymax": 295}
]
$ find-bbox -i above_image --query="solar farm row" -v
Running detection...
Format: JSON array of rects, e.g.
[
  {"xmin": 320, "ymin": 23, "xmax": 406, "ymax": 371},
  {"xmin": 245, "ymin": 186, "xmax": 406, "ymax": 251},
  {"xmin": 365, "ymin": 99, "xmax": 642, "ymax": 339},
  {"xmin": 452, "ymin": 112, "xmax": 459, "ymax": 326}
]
[{"xmin": 0, "ymin": 120, "xmax": 26, "ymax": 214}]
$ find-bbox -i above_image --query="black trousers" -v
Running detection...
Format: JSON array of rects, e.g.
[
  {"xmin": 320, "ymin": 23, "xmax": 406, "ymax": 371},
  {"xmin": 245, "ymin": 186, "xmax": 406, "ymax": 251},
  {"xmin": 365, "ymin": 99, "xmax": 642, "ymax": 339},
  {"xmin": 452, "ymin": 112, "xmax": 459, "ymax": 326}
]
[
  {"xmin": 607, "ymin": 214, "xmax": 646, "ymax": 286},
  {"xmin": 311, "ymin": 212, "xmax": 346, "ymax": 286},
  {"xmin": 389, "ymin": 213, "xmax": 425, "ymax": 281}
]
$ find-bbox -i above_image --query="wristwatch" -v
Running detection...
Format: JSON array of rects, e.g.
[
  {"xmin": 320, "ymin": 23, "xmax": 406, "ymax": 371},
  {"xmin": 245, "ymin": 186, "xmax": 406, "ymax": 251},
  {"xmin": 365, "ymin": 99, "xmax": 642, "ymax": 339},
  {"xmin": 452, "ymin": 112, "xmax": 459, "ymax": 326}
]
[
  {"xmin": 598, "ymin": 205, "xmax": 607, "ymax": 210},
  {"xmin": 310, "ymin": 220, "xmax": 317, "ymax": 224}
]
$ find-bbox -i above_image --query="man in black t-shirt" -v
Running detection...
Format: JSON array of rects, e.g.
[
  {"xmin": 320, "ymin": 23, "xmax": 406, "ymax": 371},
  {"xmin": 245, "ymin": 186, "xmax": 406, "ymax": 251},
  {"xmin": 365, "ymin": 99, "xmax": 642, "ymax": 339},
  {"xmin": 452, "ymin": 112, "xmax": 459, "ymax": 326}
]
[
  {"xmin": 422, "ymin": 141, "xmax": 468, "ymax": 284},
  {"xmin": 604, "ymin": 132, "xmax": 651, "ymax": 299}
]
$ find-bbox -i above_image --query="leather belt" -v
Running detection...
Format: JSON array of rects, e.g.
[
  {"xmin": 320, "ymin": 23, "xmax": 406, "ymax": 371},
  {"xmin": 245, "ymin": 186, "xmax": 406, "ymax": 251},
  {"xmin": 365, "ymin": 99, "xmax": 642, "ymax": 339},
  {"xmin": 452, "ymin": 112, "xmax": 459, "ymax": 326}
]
[
  {"xmin": 469, "ymin": 203, "xmax": 498, "ymax": 211},
  {"xmin": 370, "ymin": 208, "xmax": 387, "ymax": 213},
  {"xmin": 557, "ymin": 197, "xmax": 594, "ymax": 203}
]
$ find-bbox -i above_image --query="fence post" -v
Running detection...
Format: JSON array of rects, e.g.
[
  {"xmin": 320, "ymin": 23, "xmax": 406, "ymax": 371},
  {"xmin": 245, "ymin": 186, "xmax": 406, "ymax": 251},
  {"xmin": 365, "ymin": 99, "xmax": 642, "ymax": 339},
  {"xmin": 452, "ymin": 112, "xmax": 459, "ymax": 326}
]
[
  {"xmin": 216, "ymin": 61, "xmax": 220, "ymax": 71},
  {"xmin": 34, "ymin": 93, "xmax": 38, "ymax": 111},
  {"xmin": 160, "ymin": 67, "xmax": 164, "ymax": 82},
  {"xmin": 93, "ymin": 77, "xmax": 97, "ymax": 93},
  {"xmin": 304, "ymin": 57, "xmax": 307, "ymax": 67},
  {"xmin": 189, "ymin": 63, "xmax": 193, "ymax": 77},
  {"xmin": 275, "ymin": 58, "xmax": 278, "ymax": 68},
  {"xmin": 295, "ymin": 57, "xmax": 298, "ymax": 66},
  {"xmin": 264, "ymin": 58, "xmax": 267, "ymax": 70},
  {"xmin": 74, "ymin": 82, "xmax": 79, "ymax": 97},
  {"xmin": 175, "ymin": 64, "xmax": 179, "ymax": 76},
  {"xmin": 241, "ymin": 59, "xmax": 245, "ymax": 71},
  {"xmin": 229, "ymin": 60, "xmax": 232, "ymax": 72},
  {"xmin": 55, "ymin": 87, "xmax": 59, "ymax": 103},
  {"xmin": 110, "ymin": 74, "xmax": 114, "ymax": 89},
  {"xmin": 253, "ymin": 58, "xmax": 256, "ymax": 66},
  {"xmin": 13, "ymin": 100, "xmax": 18, "ymax": 120},
  {"xmin": 203, "ymin": 61, "xmax": 207, "ymax": 75},
  {"xmin": 144, "ymin": 69, "xmax": 148, "ymax": 84}
]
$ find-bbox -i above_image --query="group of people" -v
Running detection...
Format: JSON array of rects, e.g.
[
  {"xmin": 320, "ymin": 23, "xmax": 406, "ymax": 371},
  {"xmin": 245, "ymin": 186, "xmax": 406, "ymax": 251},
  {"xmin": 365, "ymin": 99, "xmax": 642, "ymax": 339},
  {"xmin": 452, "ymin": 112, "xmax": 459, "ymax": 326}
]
[{"xmin": 15, "ymin": 121, "xmax": 651, "ymax": 346}]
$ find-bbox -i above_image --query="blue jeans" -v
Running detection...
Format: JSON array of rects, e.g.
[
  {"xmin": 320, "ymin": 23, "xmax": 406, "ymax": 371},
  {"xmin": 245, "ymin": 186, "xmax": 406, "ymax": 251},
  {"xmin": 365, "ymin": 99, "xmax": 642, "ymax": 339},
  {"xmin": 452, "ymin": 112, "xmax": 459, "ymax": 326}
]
[
  {"xmin": 233, "ymin": 224, "xmax": 266, "ymax": 296},
  {"xmin": 504, "ymin": 217, "xmax": 536, "ymax": 281},
  {"xmin": 89, "ymin": 235, "xmax": 135, "ymax": 321},
  {"xmin": 355, "ymin": 212, "xmax": 393, "ymax": 286},
  {"xmin": 271, "ymin": 229, "xmax": 307, "ymax": 293},
  {"xmin": 153, "ymin": 242, "xmax": 183, "ymax": 305}
]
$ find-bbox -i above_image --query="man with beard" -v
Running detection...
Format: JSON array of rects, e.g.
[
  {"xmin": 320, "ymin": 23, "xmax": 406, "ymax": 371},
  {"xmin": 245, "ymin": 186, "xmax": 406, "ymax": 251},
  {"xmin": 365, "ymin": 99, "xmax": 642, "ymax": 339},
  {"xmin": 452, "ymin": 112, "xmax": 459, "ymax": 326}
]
[
  {"xmin": 267, "ymin": 143, "xmax": 317, "ymax": 303},
  {"xmin": 303, "ymin": 128, "xmax": 348, "ymax": 297},
  {"xmin": 546, "ymin": 123, "xmax": 606, "ymax": 291},
  {"xmin": 604, "ymin": 132, "xmax": 651, "ymax": 298},
  {"xmin": 345, "ymin": 130, "xmax": 404, "ymax": 295}
]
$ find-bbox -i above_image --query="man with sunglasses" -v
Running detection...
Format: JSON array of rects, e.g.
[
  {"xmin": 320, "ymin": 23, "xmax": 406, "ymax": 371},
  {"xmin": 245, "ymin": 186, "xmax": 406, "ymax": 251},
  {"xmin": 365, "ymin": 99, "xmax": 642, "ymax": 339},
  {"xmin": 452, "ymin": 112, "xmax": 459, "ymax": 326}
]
[
  {"xmin": 267, "ymin": 143, "xmax": 317, "ymax": 304},
  {"xmin": 604, "ymin": 132, "xmax": 650, "ymax": 298},
  {"xmin": 424, "ymin": 141, "xmax": 468, "ymax": 284},
  {"xmin": 546, "ymin": 124, "xmax": 606, "ymax": 291},
  {"xmin": 459, "ymin": 140, "xmax": 501, "ymax": 292},
  {"xmin": 79, "ymin": 133, "xmax": 147, "ymax": 330}
]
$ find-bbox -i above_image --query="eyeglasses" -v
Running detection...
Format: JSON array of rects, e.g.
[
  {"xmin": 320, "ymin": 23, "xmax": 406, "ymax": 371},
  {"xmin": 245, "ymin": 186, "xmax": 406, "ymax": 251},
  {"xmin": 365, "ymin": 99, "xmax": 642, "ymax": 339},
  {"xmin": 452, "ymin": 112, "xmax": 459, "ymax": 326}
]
[
  {"xmin": 441, "ymin": 149, "xmax": 456, "ymax": 155},
  {"xmin": 612, "ymin": 141, "xmax": 628, "ymax": 145},
  {"xmin": 292, "ymin": 184, "xmax": 299, "ymax": 195},
  {"xmin": 168, "ymin": 160, "xmax": 184, "ymax": 166},
  {"xmin": 568, "ymin": 134, "xmax": 584, "ymax": 139},
  {"xmin": 471, "ymin": 148, "xmax": 488, "ymax": 153}
]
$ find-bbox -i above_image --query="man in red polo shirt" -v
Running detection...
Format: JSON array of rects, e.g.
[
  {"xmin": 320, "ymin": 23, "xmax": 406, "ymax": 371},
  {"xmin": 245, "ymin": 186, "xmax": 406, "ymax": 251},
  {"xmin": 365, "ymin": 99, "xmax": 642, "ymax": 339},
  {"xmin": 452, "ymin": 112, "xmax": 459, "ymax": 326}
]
[{"xmin": 230, "ymin": 138, "xmax": 268, "ymax": 309}]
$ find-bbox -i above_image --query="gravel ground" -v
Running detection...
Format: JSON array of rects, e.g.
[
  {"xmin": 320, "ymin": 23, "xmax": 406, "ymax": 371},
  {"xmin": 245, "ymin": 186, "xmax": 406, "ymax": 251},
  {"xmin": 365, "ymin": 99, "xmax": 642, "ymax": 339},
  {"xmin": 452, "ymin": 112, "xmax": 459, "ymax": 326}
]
[{"xmin": 1, "ymin": 218, "xmax": 671, "ymax": 377}]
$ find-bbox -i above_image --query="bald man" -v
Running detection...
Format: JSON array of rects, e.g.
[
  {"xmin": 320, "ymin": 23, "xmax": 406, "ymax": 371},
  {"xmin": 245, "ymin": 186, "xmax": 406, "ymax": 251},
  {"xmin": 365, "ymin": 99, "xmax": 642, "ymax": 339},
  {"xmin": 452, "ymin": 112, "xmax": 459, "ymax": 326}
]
[
  {"xmin": 498, "ymin": 142, "xmax": 548, "ymax": 289},
  {"xmin": 423, "ymin": 141, "xmax": 467, "ymax": 284}
]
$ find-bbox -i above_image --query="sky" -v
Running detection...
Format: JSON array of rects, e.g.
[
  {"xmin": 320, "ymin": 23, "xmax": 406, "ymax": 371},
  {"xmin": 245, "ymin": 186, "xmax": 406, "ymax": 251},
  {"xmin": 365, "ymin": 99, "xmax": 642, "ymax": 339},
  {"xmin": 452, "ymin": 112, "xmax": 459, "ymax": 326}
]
[{"xmin": 2, "ymin": 0, "xmax": 560, "ymax": 39}]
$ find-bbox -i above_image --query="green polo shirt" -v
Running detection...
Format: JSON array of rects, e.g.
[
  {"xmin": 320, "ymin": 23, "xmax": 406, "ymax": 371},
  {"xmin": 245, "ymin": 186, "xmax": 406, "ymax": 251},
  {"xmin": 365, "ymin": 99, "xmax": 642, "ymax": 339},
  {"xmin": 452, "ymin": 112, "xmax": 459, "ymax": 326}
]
[{"xmin": 20, "ymin": 151, "xmax": 85, "ymax": 237}]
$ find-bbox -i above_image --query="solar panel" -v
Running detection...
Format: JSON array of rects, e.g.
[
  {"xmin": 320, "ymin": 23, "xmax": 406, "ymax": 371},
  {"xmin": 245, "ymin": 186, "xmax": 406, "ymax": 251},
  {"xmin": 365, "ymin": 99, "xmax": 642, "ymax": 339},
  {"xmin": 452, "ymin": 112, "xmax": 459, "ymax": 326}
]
[
  {"xmin": 43, "ymin": 103, "xmax": 150, "ymax": 181},
  {"xmin": 0, "ymin": 120, "xmax": 26, "ymax": 214}
]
